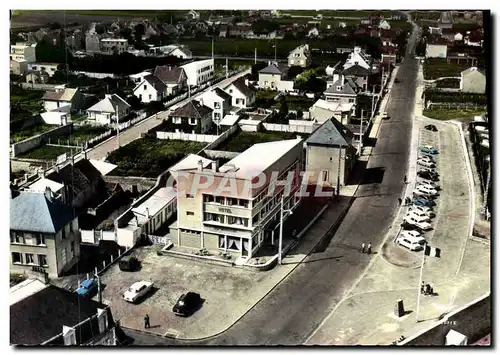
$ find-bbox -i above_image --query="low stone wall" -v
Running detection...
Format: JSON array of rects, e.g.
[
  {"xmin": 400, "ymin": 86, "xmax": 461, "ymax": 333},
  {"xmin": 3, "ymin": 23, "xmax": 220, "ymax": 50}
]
[
  {"xmin": 203, "ymin": 150, "xmax": 240, "ymax": 160},
  {"xmin": 102, "ymin": 175, "xmax": 157, "ymax": 192},
  {"xmin": 11, "ymin": 123, "xmax": 73, "ymax": 157}
]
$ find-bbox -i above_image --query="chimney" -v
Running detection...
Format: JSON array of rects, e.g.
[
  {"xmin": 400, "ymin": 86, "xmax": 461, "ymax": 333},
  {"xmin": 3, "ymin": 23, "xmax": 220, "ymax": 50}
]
[
  {"xmin": 341, "ymin": 75, "xmax": 345, "ymax": 86},
  {"xmin": 197, "ymin": 159, "xmax": 204, "ymax": 171},
  {"xmin": 145, "ymin": 207, "xmax": 150, "ymax": 218},
  {"xmin": 62, "ymin": 326, "xmax": 77, "ymax": 345},
  {"xmin": 199, "ymin": 98, "xmax": 204, "ymax": 106},
  {"xmin": 105, "ymin": 94, "xmax": 112, "ymax": 99},
  {"xmin": 44, "ymin": 187, "xmax": 53, "ymax": 202},
  {"xmin": 211, "ymin": 160, "xmax": 218, "ymax": 173}
]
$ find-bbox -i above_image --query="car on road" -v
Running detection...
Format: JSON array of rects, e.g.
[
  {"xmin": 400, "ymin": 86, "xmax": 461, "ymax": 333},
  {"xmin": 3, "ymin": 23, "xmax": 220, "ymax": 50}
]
[
  {"xmin": 417, "ymin": 180, "xmax": 440, "ymax": 191},
  {"xmin": 382, "ymin": 112, "xmax": 389, "ymax": 119},
  {"xmin": 417, "ymin": 159, "xmax": 436, "ymax": 168},
  {"xmin": 172, "ymin": 292, "xmax": 202, "ymax": 317},
  {"xmin": 415, "ymin": 185, "xmax": 439, "ymax": 196},
  {"xmin": 419, "ymin": 155, "xmax": 436, "ymax": 163},
  {"xmin": 413, "ymin": 195, "xmax": 437, "ymax": 207},
  {"xmin": 403, "ymin": 215, "xmax": 433, "ymax": 231},
  {"xmin": 405, "ymin": 211, "xmax": 431, "ymax": 223},
  {"xmin": 123, "ymin": 280, "xmax": 154, "ymax": 303},
  {"xmin": 76, "ymin": 278, "xmax": 97, "ymax": 298},
  {"xmin": 396, "ymin": 234, "xmax": 426, "ymax": 251},
  {"xmin": 409, "ymin": 205, "xmax": 436, "ymax": 218},
  {"xmin": 425, "ymin": 124, "xmax": 438, "ymax": 132},
  {"xmin": 420, "ymin": 145, "xmax": 439, "ymax": 154},
  {"xmin": 417, "ymin": 170, "xmax": 439, "ymax": 181}
]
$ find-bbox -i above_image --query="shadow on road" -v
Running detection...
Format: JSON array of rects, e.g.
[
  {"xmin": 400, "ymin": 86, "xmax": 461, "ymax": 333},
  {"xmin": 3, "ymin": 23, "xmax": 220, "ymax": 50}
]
[{"xmin": 364, "ymin": 137, "xmax": 378, "ymax": 147}]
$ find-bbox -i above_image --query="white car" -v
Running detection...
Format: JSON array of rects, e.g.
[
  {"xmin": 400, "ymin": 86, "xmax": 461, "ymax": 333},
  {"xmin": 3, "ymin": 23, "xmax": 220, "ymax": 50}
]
[
  {"xmin": 415, "ymin": 185, "xmax": 438, "ymax": 196},
  {"xmin": 409, "ymin": 205, "xmax": 436, "ymax": 218},
  {"xmin": 396, "ymin": 236, "xmax": 424, "ymax": 251},
  {"xmin": 403, "ymin": 215, "xmax": 433, "ymax": 231},
  {"xmin": 417, "ymin": 159, "xmax": 436, "ymax": 168},
  {"xmin": 406, "ymin": 211, "xmax": 431, "ymax": 223},
  {"xmin": 417, "ymin": 181, "xmax": 441, "ymax": 191},
  {"xmin": 419, "ymin": 155, "xmax": 436, "ymax": 163},
  {"xmin": 123, "ymin": 280, "xmax": 154, "ymax": 303}
]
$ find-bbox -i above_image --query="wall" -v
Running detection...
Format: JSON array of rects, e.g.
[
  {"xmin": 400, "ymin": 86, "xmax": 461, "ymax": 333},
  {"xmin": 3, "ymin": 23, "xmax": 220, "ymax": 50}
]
[
  {"xmin": 258, "ymin": 73, "xmax": 283, "ymax": 90},
  {"xmin": 203, "ymin": 150, "xmax": 240, "ymax": 160},
  {"xmin": 203, "ymin": 124, "xmax": 238, "ymax": 150},
  {"xmin": 276, "ymin": 80, "xmax": 295, "ymax": 92},
  {"xmin": 156, "ymin": 131, "xmax": 218, "ymax": 143},
  {"xmin": 102, "ymin": 176, "xmax": 157, "ymax": 192},
  {"xmin": 11, "ymin": 123, "xmax": 73, "ymax": 157},
  {"xmin": 20, "ymin": 83, "xmax": 58, "ymax": 91},
  {"xmin": 263, "ymin": 122, "xmax": 316, "ymax": 133},
  {"xmin": 10, "ymin": 232, "xmax": 58, "ymax": 278},
  {"xmin": 305, "ymin": 145, "xmax": 356, "ymax": 187},
  {"xmin": 70, "ymin": 71, "xmax": 119, "ymax": 79}
]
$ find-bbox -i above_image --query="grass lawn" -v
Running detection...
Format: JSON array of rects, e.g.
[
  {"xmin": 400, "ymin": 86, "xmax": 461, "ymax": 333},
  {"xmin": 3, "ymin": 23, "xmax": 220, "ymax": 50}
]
[
  {"xmin": 423, "ymin": 108, "xmax": 488, "ymax": 122},
  {"xmin": 71, "ymin": 113, "xmax": 88, "ymax": 122},
  {"xmin": 106, "ymin": 138, "xmax": 205, "ymax": 177},
  {"xmin": 12, "ymin": 9, "xmax": 187, "ymax": 18},
  {"xmin": 423, "ymin": 58, "xmax": 471, "ymax": 80},
  {"xmin": 257, "ymin": 90, "xmax": 279, "ymax": 100},
  {"xmin": 284, "ymin": 10, "xmax": 397, "ymax": 18},
  {"xmin": 216, "ymin": 130, "xmax": 299, "ymax": 153},
  {"xmin": 56, "ymin": 125, "xmax": 110, "ymax": 146},
  {"xmin": 271, "ymin": 96, "xmax": 315, "ymax": 111},
  {"xmin": 17, "ymin": 145, "xmax": 77, "ymax": 161},
  {"xmin": 408, "ymin": 11, "xmax": 441, "ymax": 21},
  {"xmin": 10, "ymin": 123, "xmax": 56, "ymax": 143}
]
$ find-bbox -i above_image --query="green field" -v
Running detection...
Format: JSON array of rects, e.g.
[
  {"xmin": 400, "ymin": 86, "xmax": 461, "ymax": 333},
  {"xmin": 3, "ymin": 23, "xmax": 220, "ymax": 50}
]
[
  {"xmin": 55, "ymin": 125, "xmax": 110, "ymax": 146},
  {"xmin": 284, "ymin": 10, "xmax": 398, "ymax": 18},
  {"xmin": 12, "ymin": 9, "xmax": 188, "ymax": 18},
  {"xmin": 10, "ymin": 123, "xmax": 55, "ymax": 143},
  {"xmin": 217, "ymin": 130, "xmax": 299, "ymax": 153},
  {"xmin": 106, "ymin": 138, "xmax": 205, "ymax": 177},
  {"xmin": 423, "ymin": 108, "xmax": 488, "ymax": 122},
  {"xmin": 17, "ymin": 145, "xmax": 78, "ymax": 160},
  {"xmin": 423, "ymin": 58, "xmax": 472, "ymax": 80}
]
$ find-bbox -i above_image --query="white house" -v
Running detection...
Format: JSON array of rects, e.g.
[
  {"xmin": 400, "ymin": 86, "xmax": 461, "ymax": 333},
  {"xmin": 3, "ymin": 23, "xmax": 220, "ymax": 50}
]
[
  {"xmin": 100, "ymin": 38, "xmax": 128, "ymax": 53},
  {"xmin": 460, "ymin": 67, "xmax": 486, "ymax": 94},
  {"xmin": 180, "ymin": 59, "xmax": 214, "ymax": 87},
  {"xmin": 168, "ymin": 100, "xmax": 213, "ymax": 134},
  {"xmin": 129, "ymin": 71, "xmax": 152, "ymax": 84},
  {"xmin": 186, "ymin": 10, "xmax": 200, "ymax": 21},
  {"xmin": 454, "ymin": 32, "xmax": 464, "ymax": 41},
  {"xmin": 343, "ymin": 46, "xmax": 372, "ymax": 70},
  {"xmin": 309, "ymin": 99, "xmax": 355, "ymax": 124},
  {"xmin": 307, "ymin": 28, "xmax": 319, "ymax": 38},
  {"xmin": 153, "ymin": 66, "xmax": 188, "ymax": 96},
  {"xmin": 258, "ymin": 63, "xmax": 294, "ymax": 92},
  {"xmin": 133, "ymin": 75, "xmax": 167, "ymax": 103},
  {"xmin": 10, "ymin": 43, "xmax": 37, "ymax": 63},
  {"xmin": 196, "ymin": 87, "xmax": 233, "ymax": 125},
  {"xmin": 42, "ymin": 86, "xmax": 84, "ymax": 112},
  {"xmin": 425, "ymin": 43, "xmax": 448, "ymax": 58},
  {"xmin": 148, "ymin": 44, "xmax": 192, "ymax": 59},
  {"xmin": 86, "ymin": 94, "xmax": 131, "ymax": 125},
  {"xmin": 27, "ymin": 62, "xmax": 59, "ymax": 77},
  {"xmin": 288, "ymin": 44, "xmax": 312, "ymax": 68},
  {"xmin": 223, "ymin": 77, "xmax": 257, "ymax": 108},
  {"xmin": 378, "ymin": 19, "xmax": 391, "ymax": 30}
]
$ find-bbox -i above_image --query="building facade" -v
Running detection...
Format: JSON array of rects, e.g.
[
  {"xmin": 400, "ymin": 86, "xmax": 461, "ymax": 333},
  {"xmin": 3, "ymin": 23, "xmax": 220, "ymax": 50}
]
[
  {"xmin": 28, "ymin": 62, "xmax": 59, "ymax": 77},
  {"xmin": 86, "ymin": 94, "xmax": 131, "ymax": 125},
  {"xmin": 100, "ymin": 38, "xmax": 128, "ymax": 53},
  {"xmin": 288, "ymin": 44, "xmax": 312, "ymax": 67},
  {"xmin": 460, "ymin": 67, "xmax": 486, "ymax": 94},
  {"xmin": 10, "ymin": 43, "xmax": 37, "ymax": 63},
  {"xmin": 223, "ymin": 77, "xmax": 257, "ymax": 108},
  {"xmin": 180, "ymin": 59, "xmax": 214, "ymax": 87}
]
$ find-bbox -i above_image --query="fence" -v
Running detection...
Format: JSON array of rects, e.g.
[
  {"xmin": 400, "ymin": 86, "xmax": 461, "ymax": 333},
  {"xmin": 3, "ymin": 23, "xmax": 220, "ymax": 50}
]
[
  {"xmin": 70, "ymin": 71, "xmax": 119, "ymax": 79},
  {"xmin": 11, "ymin": 123, "xmax": 74, "ymax": 157},
  {"xmin": 426, "ymin": 102, "xmax": 488, "ymax": 110},
  {"xmin": 203, "ymin": 124, "xmax": 239, "ymax": 150},
  {"xmin": 147, "ymin": 234, "xmax": 170, "ymax": 245},
  {"xmin": 262, "ymin": 122, "xmax": 317, "ymax": 133},
  {"xmin": 117, "ymin": 112, "xmax": 148, "ymax": 131},
  {"xmin": 20, "ymin": 83, "xmax": 59, "ymax": 91},
  {"xmin": 156, "ymin": 131, "xmax": 218, "ymax": 142},
  {"xmin": 87, "ymin": 129, "xmax": 114, "ymax": 147}
]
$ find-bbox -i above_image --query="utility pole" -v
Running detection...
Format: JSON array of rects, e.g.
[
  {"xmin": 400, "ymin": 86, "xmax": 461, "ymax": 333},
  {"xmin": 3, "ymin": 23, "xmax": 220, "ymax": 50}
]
[
  {"xmin": 359, "ymin": 117, "xmax": 363, "ymax": 154},
  {"xmin": 226, "ymin": 57, "xmax": 228, "ymax": 79},
  {"xmin": 254, "ymin": 47, "xmax": 257, "ymax": 64},
  {"xmin": 415, "ymin": 246, "xmax": 426, "ymax": 322},
  {"xmin": 371, "ymin": 86, "xmax": 376, "ymax": 120},
  {"xmin": 116, "ymin": 120, "xmax": 120, "ymax": 149},
  {"xmin": 211, "ymin": 37, "xmax": 214, "ymax": 59},
  {"xmin": 278, "ymin": 196, "xmax": 284, "ymax": 265},
  {"xmin": 274, "ymin": 39, "xmax": 277, "ymax": 62}
]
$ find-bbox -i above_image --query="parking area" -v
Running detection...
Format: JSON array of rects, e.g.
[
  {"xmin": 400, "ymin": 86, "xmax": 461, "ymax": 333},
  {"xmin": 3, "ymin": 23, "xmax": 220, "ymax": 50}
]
[{"xmin": 98, "ymin": 245, "xmax": 280, "ymax": 339}]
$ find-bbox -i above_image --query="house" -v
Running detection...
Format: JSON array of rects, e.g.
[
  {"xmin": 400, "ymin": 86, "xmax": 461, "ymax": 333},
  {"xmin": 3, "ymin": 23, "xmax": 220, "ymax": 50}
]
[
  {"xmin": 454, "ymin": 32, "xmax": 464, "ymax": 42},
  {"xmin": 169, "ymin": 138, "xmax": 303, "ymax": 260},
  {"xmin": 325, "ymin": 75, "xmax": 361, "ymax": 104},
  {"xmin": 228, "ymin": 23, "xmax": 254, "ymax": 38},
  {"xmin": 288, "ymin": 44, "xmax": 312, "ymax": 68},
  {"xmin": 343, "ymin": 46, "xmax": 372, "ymax": 70},
  {"xmin": 10, "ymin": 189, "xmax": 80, "ymax": 278},
  {"xmin": 378, "ymin": 19, "xmax": 391, "ymax": 30},
  {"xmin": 465, "ymin": 31, "xmax": 484, "ymax": 47},
  {"xmin": 86, "ymin": 94, "xmax": 131, "ymax": 125},
  {"xmin": 258, "ymin": 63, "xmax": 292, "ymax": 91},
  {"xmin": 153, "ymin": 65, "xmax": 188, "ymax": 96},
  {"xmin": 100, "ymin": 38, "xmax": 128, "ymax": 54},
  {"xmin": 133, "ymin": 75, "xmax": 167, "ymax": 104},
  {"xmin": 186, "ymin": 10, "xmax": 200, "ymax": 21},
  {"xmin": 85, "ymin": 34, "xmax": 101, "ymax": 52},
  {"xmin": 438, "ymin": 11, "xmax": 453, "ymax": 29},
  {"xmin": 307, "ymin": 27, "xmax": 319, "ymax": 38},
  {"xmin": 10, "ymin": 59, "xmax": 28, "ymax": 75},
  {"xmin": 440, "ymin": 28, "xmax": 457, "ymax": 42},
  {"xmin": 27, "ymin": 62, "xmax": 59, "ymax": 77},
  {"xmin": 218, "ymin": 25, "xmax": 228, "ymax": 37},
  {"xmin": 25, "ymin": 71, "xmax": 50, "ymax": 84},
  {"xmin": 197, "ymin": 87, "xmax": 233, "ymax": 125},
  {"xmin": 460, "ymin": 67, "xmax": 486, "ymax": 94},
  {"xmin": 129, "ymin": 70, "xmax": 153, "ymax": 84},
  {"xmin": 180, "ymin": 59, "xmax": 214, "ymax": 87},
  {"xmin": 341, "ymin": 64, "xmax": 371, "ymax": 91},
  {"xmin": 168, "ymin": 100, "xmax": 213, "ymax": 134},
  {"xmin": 10, "ymin": 43, "xmax": 37, "ymax": 63},
  {"xmin": 425, "ymin": 41, "xmax": 448, "ymax": 58},
  {"xmin": 148, "ymin": 44, "xmax": 192, "ymax": 59},
  {"xmin": 223, "ymin": 77, "xmax": 257, "ymax": 108},
  {"xmin": 305, "ymin": 118, "xmax": 357, "ymax": 191},
  {"xmin": 10, "ymin": 281, "xmax": 117, "ymax": 345},
  {"xmin": 309, "ymin": 99, "xmax": 355, "ymax": 124},
  {"xmin": 42, "ymin": 86, "xmax": 84, "ymax": 112}
]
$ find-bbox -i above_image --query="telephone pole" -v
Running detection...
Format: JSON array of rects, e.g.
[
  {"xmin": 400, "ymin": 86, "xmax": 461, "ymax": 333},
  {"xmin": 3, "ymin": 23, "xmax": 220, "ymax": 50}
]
[{"xmin": 254, "ymin": 48, "xmax": 257, "ymax": 64}]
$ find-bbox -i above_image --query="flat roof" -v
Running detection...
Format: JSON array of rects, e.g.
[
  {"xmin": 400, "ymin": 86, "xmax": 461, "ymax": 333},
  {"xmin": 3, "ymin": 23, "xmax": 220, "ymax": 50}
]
[
  {"xmin": 89, "ymin": 159, "xmax": 117, "ymax": 176},
  {"xmin": 26, "ymin": 177, "xmax": 65, "ymax": 194},
  {"xmin": 220, "ymin": 138, "xmax": 302, "ymax": 179},
  {"xmin": 129, "ymin": 71, "xmax": 152, "ymax": 79},
  {"xmin": 220, "ymin": 114, "xmax": 240, "ymax": 126},
  {"xmin": 10, "ymin": 278, "xmax": 49, "ymax": 306},
  {"xmin": 131, "ymin": 186, "xmax": 176, "ymax": 218},
  {"xmin": 312, "ymin": 99, "xmax": 355, "ymax": 112},
  {"xmin": 169, "ymin": 153, "xmax": 213, "ymax": 172}
]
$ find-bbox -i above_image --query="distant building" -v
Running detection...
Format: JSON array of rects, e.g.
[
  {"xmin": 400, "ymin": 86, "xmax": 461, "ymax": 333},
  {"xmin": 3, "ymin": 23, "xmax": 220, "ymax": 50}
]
[
  {"xmin": 425, "ymin": 42, "xmax": 448, "ymax": 58},
  {"xmin": 168, "ymin": 100, "xmax": 213, "ymax": 134},
  {"xmin": 148, "ymin": 44, "xmax": 192, "ymax": 59},
  {"xmin": 288, "ymin": 44, "xmax": 312, "ymax": 68},
  {"xmin": 28, "ymin": 62, "xmax": 59, "ymax": 77},
  {"xmin": 26, "ymin": 71, "xmax": 50, "ymax": 84},
  {"xmin": 85, "ymin": 34, "xmax": 100, "ymax": 52},
  {"xmin": 180, "ymin": 59, "xmax": 214, "ymax": 87},
  {"xmin": 10, "ymin": 59, "xmax": 28, "ymax": 75},
  {"xmin": 133, "ymin": 75, "xmax": 167, "ymax": 104},
  {"xmin": 42, "ymin": 86, "xmax": 85, "ymax": 112},
  {"xmin": 460, "ymin": 67, "xmax": 486, "ymax": 94},
  {"xmin": 10, "ymin": 43, "xmax": 37, "ymax": 63},
  {"xmin": 86, "ymin": 94, "xmax": 131, "ymax": 125},
  {"xmin": 258, "ymin": 63, "xmax": 292, "ymax": 91},
  {"xmin": 343, "ymin": 46, "xmax": 372, "ymax": 71},
  {"xmin": 100, "ymin": 38, "xmax": 128, "ymax": 54}
]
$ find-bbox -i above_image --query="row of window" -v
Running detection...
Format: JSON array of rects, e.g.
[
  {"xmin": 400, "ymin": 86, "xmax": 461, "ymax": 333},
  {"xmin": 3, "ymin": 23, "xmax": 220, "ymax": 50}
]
[
  {"xmin": 204, "ymin": 212, "xmax": 250, "ymax": 227},
  {"xmin": 173, "ymin": 117, "xmax": 198, "ymax": 125},
  {"xmin": 12, "ymin": 252, "xmax": 48, "ymax": 267},
  {"xmin": 10, "ymin": 232, "xmax": 46, "ymax": 246},
  {"xmin": 253, "ymin": 160, "xmax": 300, "ymax": 205},
  {"xmin": 203, "ymin": 195, "xmax": 250, "ymax": 208},
  {"xmin": 180, "ymin": 228, "xmax": 201, "ymax": 235},
  {"xmin": 197, "ymin": 65, "xmax": 214, "ymax": 74}
]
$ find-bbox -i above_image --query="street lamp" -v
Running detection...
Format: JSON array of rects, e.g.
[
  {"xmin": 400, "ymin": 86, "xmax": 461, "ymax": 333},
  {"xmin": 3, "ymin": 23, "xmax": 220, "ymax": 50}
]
[{"xmin": 278, "ymin": 195, "xmax": 293, "ymax": 265}]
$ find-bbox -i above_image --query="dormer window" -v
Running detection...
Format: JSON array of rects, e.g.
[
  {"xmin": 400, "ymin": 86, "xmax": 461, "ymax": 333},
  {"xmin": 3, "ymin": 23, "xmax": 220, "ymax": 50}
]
[{"xmin": 336, "ymin": 86, "xmax": 342, "ymax": 91}]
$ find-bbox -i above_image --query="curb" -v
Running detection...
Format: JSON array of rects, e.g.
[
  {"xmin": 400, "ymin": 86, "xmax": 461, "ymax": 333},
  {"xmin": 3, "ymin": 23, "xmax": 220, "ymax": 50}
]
[{"xmin": 155, "ymin": 198, "xmax": 356, "ymax": 342}]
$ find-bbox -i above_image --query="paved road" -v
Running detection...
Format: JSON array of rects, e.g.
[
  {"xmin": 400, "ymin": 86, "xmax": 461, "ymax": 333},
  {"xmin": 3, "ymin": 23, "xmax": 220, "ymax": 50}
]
[
  {"xmin": 122, "ymin": 22, "xmax": 421, "ymax": 346},
  {"xmin": 87, "ymin": 70, "xmax": 250, "ymax": 161}
]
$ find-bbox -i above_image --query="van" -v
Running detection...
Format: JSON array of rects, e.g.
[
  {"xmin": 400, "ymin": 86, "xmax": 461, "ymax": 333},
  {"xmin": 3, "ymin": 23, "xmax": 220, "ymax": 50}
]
[{"xmin": 119, "ymin": 256, "xmax": 140, "ymax": 272}]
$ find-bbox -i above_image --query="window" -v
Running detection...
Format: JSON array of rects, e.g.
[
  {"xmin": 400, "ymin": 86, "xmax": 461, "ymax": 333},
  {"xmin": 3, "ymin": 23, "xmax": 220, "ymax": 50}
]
[
  {"xmin": 215, "ymin": 196, "xmax": 225, "ymax": 204},
  {"xmin": 218, "ymin": 235, "xmax": 226, "ymax": 249},
  {"xmin": 11, "ymin": 231, "xmax": 23, "ymax": 244},
  {"xmin": 143, "ymin": 85, "xmax": 147, "ymax": 90},
  {"xmin": 186, "ymin": 211, "xmax": 194, "ymax": 216},
  {"xmin": 229, "ymin": 89, "xmax": 233, "ymax": 93},
  {"xmin": 12, "ymin": 252, "xmax": 22, "ymax": 264},
  {"xmin": 214, "ymin": 112, "xmax": 220, "ymax": 119},
  {"xmin": 226, "ymin": 237, "xmax": 241, "ymax": 251},
  {"xmin": 322, "ymin": 171, "xmax": 329, "ymax": 182},
  {"xmin": 348, "ymin": 99, "xmax": 355, "ymax": 103},
  {"xmin": 38, "ymin": 255, "xmax": 48, "ymax": 267},
  {"xmin": 204, "ymin": 194, "xmax": 215, "ymax": 203},
  {"xmin": 36, "ymin": 233, "xmax": 45, "ymax": 245},
  {"xmin": 25, "ymin": 253, "xmax": 34, "ymax": 264},
  {"xmin": 214, "ymin": 102, "xmax": 221, "ymax": 109},
  {"xmin": 149, "ymin": 94, "xmax": 152, "ymax": 100},
  {"xmin": 186, "ymin": 193, "xmax": 194, "ymax": 198},
  {"xmin": 70, "ymin": 242, "xmax": 75, "ymax": 253},
  {"xmin": 188, "ymin": 118, "xmax": 196, "ymax": 125}
]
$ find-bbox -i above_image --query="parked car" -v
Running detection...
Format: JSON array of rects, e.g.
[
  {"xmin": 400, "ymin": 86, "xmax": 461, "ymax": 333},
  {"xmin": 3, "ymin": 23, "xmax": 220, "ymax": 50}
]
[
  {"xmin": 76, "ymin": 279, "xmax": 97, "ymax": 298},
  {"xmin": 401, "ymin": 230, "xmax": 424, "ymax": 240},
  {"xmin": 172, "ymin": 292, "xmax": 202, "ymax": 317},
  {"xmin": 396, "ymin": 236, "xmax": 425, "ymax": 251},
  {"xmin": 419, "ymin": 155, "xmax": 436, "ymax": 163},
  {"xmin": 403, "ymin": 215, "xmax": 433, "ymax": 231},
  {"xmin": 401, "ymin": 221, "xmax": 423, "ymax": 232},
  {"xmin": 119, "ymin": 255, "xmax": 140, "ymax": 271},
  {"xmin": 409, "ymin": 205, "xmax": 436, "ymax": 218},
  {"xmin": 417, "ymin": 180, "xmax": 440, "ymax": 191},
  {"xmin": 406, "ymin": 211, "xmax": 431, "ymax": 223},
  {"xmin": 382, "ymin": 112, "xmax": 389, "ymax": 119},
  {"xmin": 425, "ymin": 124, "xmax": 438, "ymax": 132},
  {"xmin": 420, "ymin": 145, "xmax": 439, "ymax": 154},
  {"xmin": 417, "ymin": 170, "xmax": 439, "ymax": 181},
  {"xmin": 417, "ymin": 159, "xmax": 436, "ymax": 168},
  {"xmin": 123, "ymin": 280, "xmax": 154, "ymax": 303},
  {"xmin": 415, "ymin": 185, "xmax": 439, "ymax": 196},
  {"xmin": 409, "ymin": 209, "xmax": 435, "ymax": 220},
  {"xmin": 414, "ymin": 195, "xmax": 437, "ymax": 206}
]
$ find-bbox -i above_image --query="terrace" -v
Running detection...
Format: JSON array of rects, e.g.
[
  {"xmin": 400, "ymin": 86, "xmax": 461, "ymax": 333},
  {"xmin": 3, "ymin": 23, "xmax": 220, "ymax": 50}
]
[{"xmin": 216, "ymin": 129, "xmax": 305, "ymax": 153}]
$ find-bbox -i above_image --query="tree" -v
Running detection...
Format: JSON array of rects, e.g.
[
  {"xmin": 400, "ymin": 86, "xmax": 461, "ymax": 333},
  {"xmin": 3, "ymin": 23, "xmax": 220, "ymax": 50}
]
[
  {"xmin": 95, "ymin": 24, "xmax": 105, "ymax": 35},
  {"xmin": 279, "ymin": 98, "xmax": 289, "ymax": 118},
  {"xmin": 134, "ymin": 23, "xmax": 145, "ymax": 43},
  {"xmin": 126, "ymin": 95, "xmax": 142, "ymax": 110},
  {"xmin": 297, "ymin": 109, "xmax": 304, "ymax": 119}
]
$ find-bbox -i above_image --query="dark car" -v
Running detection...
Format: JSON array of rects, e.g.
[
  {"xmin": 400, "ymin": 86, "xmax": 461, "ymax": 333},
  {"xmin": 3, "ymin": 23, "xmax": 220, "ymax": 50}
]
[
  {"xmin": 119, "ymin": 256, "xmax": 140, "ymax": 271},
  {"xmin": 417, "ymin": 170, "xmax": 440, "ymax": 181},
  {"xmin": 425, "ymin": 124, "xmax": 438, "ymax": 132},
  {"xmin": 395, "ymin": 78, "xmax": 401, "ymax": 83},
  {"xmin": 401, "ymin": 221, "xmax": 423, "ymax": 232},
  {"xmin": 172, "ymin": 292, "xmax": 202, "ymax": 317}
]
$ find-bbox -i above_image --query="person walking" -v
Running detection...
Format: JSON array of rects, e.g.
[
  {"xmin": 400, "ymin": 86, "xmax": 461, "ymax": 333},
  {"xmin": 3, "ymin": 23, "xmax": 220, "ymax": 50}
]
[
  {"xmin": 361, "ymin": 242, "xmax": 366, "ymax": 253},
  {"xmin": 144, "ymin": 314, "xmax": 150, "ymax": 329},
  {"xmin": 398, "ymin": 197, "xmax": 402, "ymax": 205},
  {"xmin": 404, "ymin": 175, "xmax": 407, "ymax": 184},
  {"xmin": 367, "ymin": 243, "xmax": 372, "ymax": 255}
]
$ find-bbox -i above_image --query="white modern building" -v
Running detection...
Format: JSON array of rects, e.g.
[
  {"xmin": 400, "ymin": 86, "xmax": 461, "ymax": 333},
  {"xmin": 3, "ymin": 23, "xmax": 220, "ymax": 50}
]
[
  {"xmin": 100, "ymin": 38, "xmax": 128, "ymax": 53},
  {"xmin": 10, "ymin": 43, "xmax": 37, "ymax": 63},
  {"xmin": 27, "ymin": 62, "xmax": 59, "ymax": 77},
  {"xmin": 180, "ymin": 59, "xmax": 214, "ymax": 87}
]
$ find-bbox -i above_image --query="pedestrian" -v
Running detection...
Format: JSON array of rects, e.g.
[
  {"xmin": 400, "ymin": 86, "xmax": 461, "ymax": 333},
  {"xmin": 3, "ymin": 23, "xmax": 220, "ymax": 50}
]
[
  {"xmin": 361, "ymin": 242, "xmax": 366, "ymax": 253},
  {"xmin": 367, "ymin": 243, "xmax": 372, "ymax": 255},
  {"xmin": 404, "ymin": 175, "xmax": 407, "ymax": 184},
  {"xmin": 144, "ymin": 314, "xmax": 150, "ymax": 329},
  {"xmin": 398, "ymin": 197, "xmax": 402, "ymax": 205}
]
